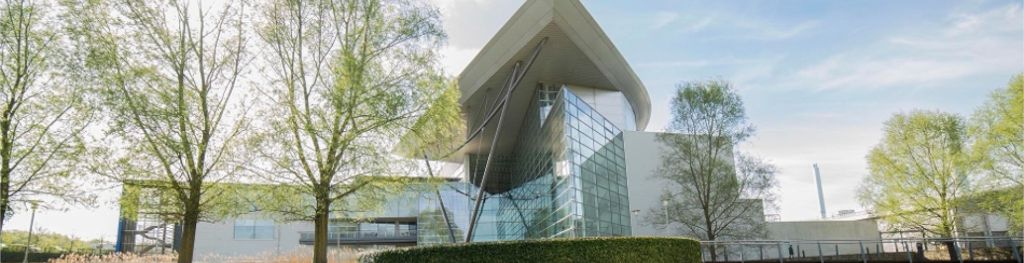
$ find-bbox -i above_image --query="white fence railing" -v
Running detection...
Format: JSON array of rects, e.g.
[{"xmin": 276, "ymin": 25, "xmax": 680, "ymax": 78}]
[{"xmin": 699, "ymin": 237, "xmax": 1023, "ymax": 263}]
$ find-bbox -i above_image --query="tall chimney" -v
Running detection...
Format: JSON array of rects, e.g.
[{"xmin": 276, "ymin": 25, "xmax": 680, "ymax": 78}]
[{"xmin": 813, "ymin": 164, "xmax": 827, "ymax": 219}]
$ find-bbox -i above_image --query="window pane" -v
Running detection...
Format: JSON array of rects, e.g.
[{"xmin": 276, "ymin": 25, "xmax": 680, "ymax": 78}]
[
  {"xmin": 253, "ymin": 226, "xmax": 275, "ymax": 240},
  {"xmin": 233, "ymin": 226, "xmax": 254, "ymax": 239}
]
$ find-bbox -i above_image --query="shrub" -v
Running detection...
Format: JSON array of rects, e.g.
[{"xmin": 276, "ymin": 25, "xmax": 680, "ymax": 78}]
[
  {"xmin": 47, "ymin": 249, "xmax": 361, "ymax": 263},
  {"xmin": 47, "ymin": 253, "xmax": 176, "ymax": 263},
  {"xmin": 359, "ymin": 237, "xmax": 700, "ymax": 263},
  {"xmin": 0, "ymin": 251, "xmax": 65, "ymax": 263}
]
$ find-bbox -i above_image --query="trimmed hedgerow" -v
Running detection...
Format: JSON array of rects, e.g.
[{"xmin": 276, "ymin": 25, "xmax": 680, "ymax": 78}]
[{"xmin": 359, "ymin": 237, "xmax": 701, "ymax": 263}]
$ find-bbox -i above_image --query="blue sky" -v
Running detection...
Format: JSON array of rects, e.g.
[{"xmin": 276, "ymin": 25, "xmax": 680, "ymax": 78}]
[{"xmin": 4, "ymin": 0, "xmax": 1022, "ymax": 240}]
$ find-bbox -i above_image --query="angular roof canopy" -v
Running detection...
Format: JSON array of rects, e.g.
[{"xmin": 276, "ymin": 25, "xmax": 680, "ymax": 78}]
[
  {"xmin": 457, "ymin": 0, "xmax": 650, "ymax": 131},
  {"xmin": 453, "ymin": 0, "xmax": 651, "ymax": 193}
]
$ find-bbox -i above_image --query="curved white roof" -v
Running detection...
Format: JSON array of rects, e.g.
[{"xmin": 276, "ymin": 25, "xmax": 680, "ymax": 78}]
[{"xmin": 457, "ymin": 0, "xmax": 651, "ymax": 130}]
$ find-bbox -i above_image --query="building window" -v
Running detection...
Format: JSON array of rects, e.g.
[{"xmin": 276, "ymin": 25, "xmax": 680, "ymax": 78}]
[
  {"xmin": 234, "ymin": 219, "xmax": 275, "ymax": 240},
  {"xmin": 537, "ymin": 83, "xmax": 560, "ymax": 123}
]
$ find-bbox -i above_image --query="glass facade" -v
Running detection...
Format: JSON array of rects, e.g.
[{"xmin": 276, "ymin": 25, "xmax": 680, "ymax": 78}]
[
  {"xmin": 446, "ymin": 86, "xmax": 630, "ymax": 242},
  {"xmin": 561, "ymin": 88, "xmax": 630, "ymax": 237},
  {"xmin": 417, "ymin": 181, "xmax": 473, "ymax": 244}
]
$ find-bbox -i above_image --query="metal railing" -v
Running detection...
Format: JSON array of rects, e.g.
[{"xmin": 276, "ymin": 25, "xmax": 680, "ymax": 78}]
[
  {"xmin": 297, "ymin": 230, "xmax": 417, "ymax": 244},
  {"xmin": 700, "ymin": 237, "xmax": 1023, "ymax": 263}
]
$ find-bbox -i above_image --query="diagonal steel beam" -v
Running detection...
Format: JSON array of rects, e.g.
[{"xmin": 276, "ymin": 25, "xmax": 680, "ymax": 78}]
[
  {"xmin": 422, "ymin": 153, "xmax": 457, "ymax": 243},
  {"xmin": 464, "ymin": 37, "xmax": 547, "ymax": 242}
]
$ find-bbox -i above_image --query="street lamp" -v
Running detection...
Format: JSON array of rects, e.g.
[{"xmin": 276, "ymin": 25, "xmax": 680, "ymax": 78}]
[
  {"xmin": 661, "ymin": 199, "xmax": 670, "ymax": 228},
  {"xmin": 23, "ymin": 201, "xmax": 38, "ymax": 263}
]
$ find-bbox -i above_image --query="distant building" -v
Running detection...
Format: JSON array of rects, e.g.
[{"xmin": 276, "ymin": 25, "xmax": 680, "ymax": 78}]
[
  {"xmin": 115, "ymin": 178, "xmax": 465, "ymax": 256},
  {"xmin": 767, "ymin": 218, "xmax": 882, "ymax": 256}
]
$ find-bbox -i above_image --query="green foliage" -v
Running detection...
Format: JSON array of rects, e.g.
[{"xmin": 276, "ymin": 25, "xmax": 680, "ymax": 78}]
[
  {"xmin": 397, "ymin": 78, "xmax": 466, "ymax": 158},
  {"xmin": 256, "ymin": 0, "xmax": 449, "ymax": 261},
  {"xmin": 0, "ymin": 230, "xmax": 94, "ymax": 253},
  {"xmin": 0, "ymin": 251, "xmax": 65, "ymax": 263},
  {"xmin": 653, "ymin": 80, "xmax": 776, "ymax": 243},
  {"xmin": 0, "ymin": 0, "xmax": 98, "ymax": 228},
  {"xmin": 252, "ymin": 176, "xmax": 441, "ymax": 222},
  {"xmin": 359, "ymin": 237, "xmax": 701, "ymax": 263},
  {"xmin": 968, "ymin": 74, "xmax": 1023, "ymax": 232},
  {"xmin": 117, "ymin": 181, "xmax": 270, "ymax": 222},
  {"xmin": 860, "ymin": 110, "xmax": 971, "ymax": 237},
  {"xmin": 70, "ymin": 1, "xmax": 253, "ymax": 261},
  {"xmin": 667, "ymin": 79, "xmax": 753, "ymax": 144}
]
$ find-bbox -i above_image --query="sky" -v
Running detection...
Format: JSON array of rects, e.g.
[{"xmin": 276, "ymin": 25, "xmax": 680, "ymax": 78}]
[{"xmin": 4, "ymin": 0, "xmax": 1023, "ymax": 241}]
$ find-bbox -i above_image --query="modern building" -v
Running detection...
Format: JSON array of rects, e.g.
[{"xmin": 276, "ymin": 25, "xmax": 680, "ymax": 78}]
[{"xmin": 114, "ymin": 0, "xmax": 762, "ymax": 257}]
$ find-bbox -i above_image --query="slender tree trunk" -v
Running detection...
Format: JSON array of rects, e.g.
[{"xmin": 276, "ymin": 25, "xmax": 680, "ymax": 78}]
[
  {"xmin": 0, "ymin": 177, "xmax": 7, "ymax": 234},
  {"xmin": 943, "ymin": 241, "xmax": 959, "ymax": 261},
  {"xmin": 940, "ymin": 223, "xmax": 961, "ymax": 262},
  {"xmin": 1, "ymin": 120, "xmax": 10, "ymax": 237},
  {"xmin": 177, "ymin": 195, "xmax": 201, "ymax": 263},
  {"xmin": 178, "ymin": 213, "xmax": 198, "ymax": 263},
  {"xmin": 0, "ymin": 201, "xmax": 7, "ymax": 234},
  {"xmin": 706, "ymin": 231, "xmax": 718, "ymax": 261},
  {"xmin": 313, "ymin": 202, "xmax": 330, "ymax": 263},
  {"xmin": 704, "ymin": 210, "xmax": 718, "ymax": 261}
]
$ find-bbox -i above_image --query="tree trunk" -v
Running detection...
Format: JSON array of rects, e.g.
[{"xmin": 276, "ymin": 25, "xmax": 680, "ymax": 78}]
[
  {"xmin": 944, "ymin": 241, "xmax": 960, "ymax": 262},
  {"xmin": 0, "ymin": 201, "xmax": 7, "ymax": 234},
  {"xmin": 177, "ymin": 207, "xmax": 200, "ymax": 263},
  {"xmin": 706, "ymin": 222, "xmax": 717, "ymax": 261},
  {"xmin": 708, "ymin": 244, "xmax": 718, "ymax": 262},
  {"xmin": 313, "ymin": 207, "xmax": 329, "ymax": 263},
  {"xmin": 1, "ymin": 140, "xmax": 9, "ymax": 237}
]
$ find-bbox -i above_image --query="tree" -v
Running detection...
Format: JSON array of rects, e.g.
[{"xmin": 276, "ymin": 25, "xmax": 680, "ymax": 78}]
[
  {"xmin": 0, "ymin": 0, "xmax": 96, "ymax": 234},
  {"xmin": 77, "ymin": 1, "xmax": 251, "ymax": 262},
  {"xmin": 650, "ymin": 80, "xmax": 777, "ymax": 261},
  {"xmin": 255, "ymin": 0, "xmax": 446, "ymax": 262},
  {"xmin": 968, "ymin": 74, "xmax": 1023, "ymax": 233},
  {"xmin": 859, "ymin": 110, "xmax": 971, "ymax": 260},
  {"xmin": 1, "ymin": 229, "xmax": 94, "ymax": 253}
]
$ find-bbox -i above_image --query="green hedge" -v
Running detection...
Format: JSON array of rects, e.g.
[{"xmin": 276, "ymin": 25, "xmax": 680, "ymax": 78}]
[
  {"xmin": 0, "ymin": 251, "xmax": 66, "ymax": 262},
  {"xmin": 360, "ymin": 237, "xmax": 701, "ymax": 263}
]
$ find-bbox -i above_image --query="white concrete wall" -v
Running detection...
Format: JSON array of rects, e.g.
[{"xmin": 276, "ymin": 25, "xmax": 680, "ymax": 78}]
[
  {"xmin": 766, "ymin": 219, "xmax": 881, "ymax": 256},
  {"xmin": 566, "ymin": 85, "xmax": 635, "ymax": 131},
  {"xmin": 961, "ymin": 213, "xmax": 1012, "ymax": 236},
  {"xmin": 622, "ymin": 131, "xmax": 672, "ymax": 236},
  {"xmin": 192, "ymin": 220, "xmax": 309, "ymax": 257},
  {"xmin": 767, "ymin": 219, "xmax": 880, "ymax": 241}
]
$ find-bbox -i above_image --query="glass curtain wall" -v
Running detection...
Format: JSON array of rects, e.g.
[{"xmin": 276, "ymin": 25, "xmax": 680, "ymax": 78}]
[
  {"xmin": 456, "ymin": 84, "xmax": 630, "ymax": 242},
  {"xmin": 417, "ymin": 181, "xmax": 473, "ymax": 244},
  {"xmin": 559, "ymin": 86, "xmax": 630, "ymax": 237}
]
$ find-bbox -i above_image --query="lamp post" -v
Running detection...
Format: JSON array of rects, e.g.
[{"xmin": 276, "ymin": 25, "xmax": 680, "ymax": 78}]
[
  {"xmin": 661, "ymin": 199, "xmax": 669, "ymax": 228},
  {"xmin": 22, "ymin": 201, "xmax": 38, "ymax": 263}
]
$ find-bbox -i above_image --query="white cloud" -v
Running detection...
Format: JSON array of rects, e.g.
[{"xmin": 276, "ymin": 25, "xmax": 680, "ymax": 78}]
[
  {"xmin": 707, "ymin": 19, "xmax": 819, "ymax": 41},
  {"xmin": 680, "ymin": 16, "xmax": 714, "ymax": 33},
  {"xmin": 439, "ymin": 46, "xmax": 480, "ymax": 76},
  {"xmin": 638, "ymin": 59, "xmax": 712, "ymax": 68},
  {"xmin": 429, "ymin": 0, "xmax": 522, "ymax": 49},
  {"xmin": 795, "ymin": 55, "xmax": 979, "ymax": 90},
  {"xmin": 946, "ymin": 3, "xmax": 1021, "ymax": 37},
  {"xmin": 790, "ymin": 3, "xmax": 1022, "ymax": 91},
  {"xmin": 427, "ymin": 0, "xmax": 521, "ymax": 75},
  {"xmin": 651, "ymin": 11, "xmax": 680, "ymax": 29},
  {"xmin": 754, "ymin": 20, "xmax": 819, "ymax": 40}
]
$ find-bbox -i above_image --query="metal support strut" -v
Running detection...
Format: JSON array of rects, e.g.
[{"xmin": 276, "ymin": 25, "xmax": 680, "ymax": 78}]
[
  {"xmin": 422, "ymin": 153, "xmax": 457, "ymax": 243},
  {"xmin": 464, "ymin": 37, "xmax": 547, "ymax": 242}
]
